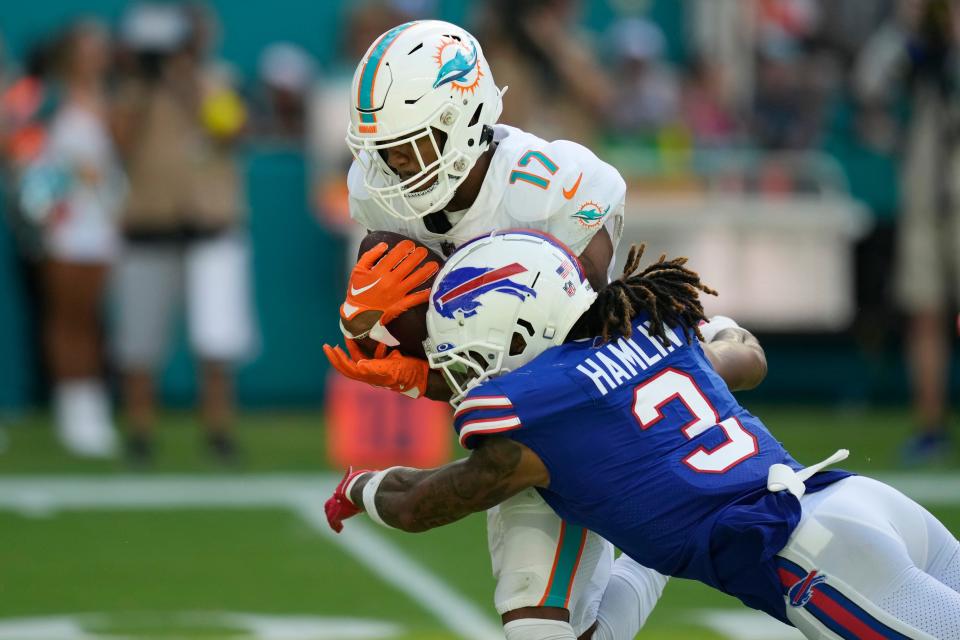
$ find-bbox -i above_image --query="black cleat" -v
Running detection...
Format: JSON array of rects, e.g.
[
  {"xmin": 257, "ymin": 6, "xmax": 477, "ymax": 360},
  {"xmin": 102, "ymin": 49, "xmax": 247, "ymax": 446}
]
[
  {"xmin": 125, "ymin": 435, "xmax": 154, "ymax": 468},
  {"xmin": 206, "ymin": 433, "xmax": 241, "ymax": 466}
]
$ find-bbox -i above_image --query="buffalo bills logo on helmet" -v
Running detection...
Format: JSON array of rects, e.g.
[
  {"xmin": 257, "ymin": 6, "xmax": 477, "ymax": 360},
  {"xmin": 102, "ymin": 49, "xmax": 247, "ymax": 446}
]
[
  {"xmin": 433, "ymin": 263, "xmax": 536, "ymax": 319},
  {"xmin": 788, "ymin": 570, "xmax": 828, "ymax": 608}
]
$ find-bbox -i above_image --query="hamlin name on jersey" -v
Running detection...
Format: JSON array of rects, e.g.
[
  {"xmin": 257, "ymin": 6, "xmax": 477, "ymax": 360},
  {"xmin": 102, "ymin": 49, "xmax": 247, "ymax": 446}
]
[
  {"xmin": 348, "ymin": 124, "xmax": 625, "ymax": 260},
  {"xmin": 575, "ymin": 321, "xmax": 686, "ymax": 397}
]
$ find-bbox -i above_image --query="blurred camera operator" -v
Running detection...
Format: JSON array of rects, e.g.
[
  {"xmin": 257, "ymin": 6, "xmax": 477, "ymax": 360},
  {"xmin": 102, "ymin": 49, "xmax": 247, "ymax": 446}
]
[
  {"xmin": 855, "ymin": 0, "xmax": 960, "ymax": 464},
  {"xmin": 111, "ymin": 2, "xmax": 255, "ymax": 465}
]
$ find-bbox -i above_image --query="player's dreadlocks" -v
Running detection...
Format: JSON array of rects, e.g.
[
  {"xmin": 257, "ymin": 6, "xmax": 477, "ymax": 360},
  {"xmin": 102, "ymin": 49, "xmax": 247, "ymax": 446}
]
[{"xmin": 573, "ymin": 244, "xmax": 717, "ymax": 346}]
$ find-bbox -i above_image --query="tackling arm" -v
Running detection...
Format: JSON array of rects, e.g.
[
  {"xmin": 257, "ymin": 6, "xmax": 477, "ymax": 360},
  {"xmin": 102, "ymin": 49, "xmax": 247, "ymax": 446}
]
[
  {"xmin": 702, "ymin": 326, "xmax": 768, "ymax": 392},
  {"xmin": 349, "ymin": 437, "xmax": 548, "ymax": 533}
]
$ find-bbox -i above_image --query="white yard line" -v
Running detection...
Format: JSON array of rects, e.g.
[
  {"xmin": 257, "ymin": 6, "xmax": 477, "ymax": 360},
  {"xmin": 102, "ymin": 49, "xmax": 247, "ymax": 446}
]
[
  {"xmin": 0, "ymin": 472, "xmax": 955, "ymax": 506},
  {"xmin": 0, "ymin": 474, "xmax": 502, "ymax": 640},
  {"xmin": 0, "ymin": 472, "xmax": 955, "ymax": 640},
  {"xmin": 296, "ymin": 501, "xmax": 502, "ymax": 640},
  {"xmin": 698, "ymin": 609, "xmax": 804, "ymax": 640},
  {"xmin": 873, "ymin": 473, "xmax": 960, "ymax": 505}
]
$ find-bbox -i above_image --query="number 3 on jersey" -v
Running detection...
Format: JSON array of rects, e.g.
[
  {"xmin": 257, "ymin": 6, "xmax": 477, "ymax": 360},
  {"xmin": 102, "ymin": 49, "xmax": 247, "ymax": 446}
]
[
  {"xmin": 632, "ymin": 368, "xmax": 759, "ymax": 473},
  {"xmin": 509, "ymin": 150, "xmax": 558, "ymax": 190}
]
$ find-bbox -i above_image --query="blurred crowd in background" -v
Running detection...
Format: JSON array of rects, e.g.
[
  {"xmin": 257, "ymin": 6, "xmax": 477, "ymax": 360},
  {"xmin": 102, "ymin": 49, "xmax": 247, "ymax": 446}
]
[{"xmin": 0, "ymin": 0, "xmax": 958, "ymax": 465}]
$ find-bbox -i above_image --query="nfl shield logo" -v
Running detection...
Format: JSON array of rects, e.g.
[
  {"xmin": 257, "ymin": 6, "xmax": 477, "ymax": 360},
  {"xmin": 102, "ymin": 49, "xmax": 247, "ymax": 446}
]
[{"xmin": 563, "ymin": 281, "xmax": 576, "ymax": 297}]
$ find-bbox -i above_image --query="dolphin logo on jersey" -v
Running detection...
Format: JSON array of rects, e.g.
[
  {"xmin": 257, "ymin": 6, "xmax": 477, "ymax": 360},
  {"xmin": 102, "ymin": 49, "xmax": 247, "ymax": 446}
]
[
  {"xmin": 433, "ymin": 39, "xmax": 481, "ymax": 94},
  {"xmin": 433, "ymin": 263, "xmax": 536, "ymax": 319},
  {"xmin": 788, "ymin": 570, "xmax": 828, "ymax": 607},
  {"xmin": 573, "ymin": 201, "xmax": 610, "ymax": 228}
]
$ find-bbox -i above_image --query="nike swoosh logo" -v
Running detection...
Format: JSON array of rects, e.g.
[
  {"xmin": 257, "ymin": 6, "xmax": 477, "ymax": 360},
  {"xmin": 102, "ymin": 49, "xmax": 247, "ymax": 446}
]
[
  {"xmin": 350, "ymin": 278, "xmax": 380, "ymax": 296},
  {"xmin": 562, "ymin": 173, "xmax": 583, "ymax": 200}
]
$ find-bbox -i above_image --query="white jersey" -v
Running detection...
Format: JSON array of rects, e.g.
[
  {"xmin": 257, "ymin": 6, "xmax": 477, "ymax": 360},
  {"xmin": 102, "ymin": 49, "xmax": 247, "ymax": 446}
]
[{"xmin": 348, "ymin": 125, "xmax": 625, "ymax": 270}]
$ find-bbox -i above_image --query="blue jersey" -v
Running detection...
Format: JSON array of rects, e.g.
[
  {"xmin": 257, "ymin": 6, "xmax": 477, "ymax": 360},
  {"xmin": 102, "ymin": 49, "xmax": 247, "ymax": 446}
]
[{"xmin": 453, "ymin": 315, "xmax": 850, "ymax": 623}]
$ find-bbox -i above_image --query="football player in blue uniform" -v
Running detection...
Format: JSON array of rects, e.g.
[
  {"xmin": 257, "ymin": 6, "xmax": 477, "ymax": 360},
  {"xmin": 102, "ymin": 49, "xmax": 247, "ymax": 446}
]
[{"xmin": 326, "ymin": 230, "xmax": 960, "ymax": 639}]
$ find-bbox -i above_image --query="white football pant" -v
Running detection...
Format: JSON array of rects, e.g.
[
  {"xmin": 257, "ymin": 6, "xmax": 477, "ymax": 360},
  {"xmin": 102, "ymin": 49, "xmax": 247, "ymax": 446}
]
[{"xmin": 778, "ymin": 476, "xmax": 960, "ymax": 639}]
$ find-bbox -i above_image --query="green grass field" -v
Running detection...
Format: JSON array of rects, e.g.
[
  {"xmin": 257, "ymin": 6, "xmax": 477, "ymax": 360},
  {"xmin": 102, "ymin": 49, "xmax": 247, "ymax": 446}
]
[{"xmin": 0, "ymin": 406, "xmax": 956, "ymax": 640}]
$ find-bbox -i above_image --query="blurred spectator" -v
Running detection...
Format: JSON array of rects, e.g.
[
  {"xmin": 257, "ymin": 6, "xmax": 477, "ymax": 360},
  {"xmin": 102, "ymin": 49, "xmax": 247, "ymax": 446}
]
[
  {"xmin": 756, "ymin": 0, "xmax": 822, "ymax": 42},
  {"xmin": 855, "ymin": 0, "xmax": 959, "ymax": 464},
  {"xmin": 751, "ymin": 35, "xmax": 823, "ymax": 149},
  {"xmin": 681, "ymin": 57, "xmax": 741, "ymax": 148},
  {"xmin": 309, "ymin": 0, "xmax": 409, "ymax": 233},
  {"xmin": 475, "ymin": 0, "xmax": 615, "ymax": 146},
  {"xmin": 111, "ymin": 2, "xmax": 256, "ymax": 465},
  {"xmin": 16, "ymin": 20, "xmax": 123, "ymax": 457},
  {"xmin": 749, "ymin": 0, "xmax": 837, "ymax": 150},
  {"xmin": 1, "ymin": 41, "xmax": 55, "ymax": 262},
  {"xmin": 687, "ymin": 0, "xmax": 756, "ymax": 117},
  {"xmin": 253, "ymin": 42, "xmax": 316, "ymax": 142},
  {"xmin": 814, "ymin": 0, "xmax": 891, "ymax": 63},
  {"xmin": 336, "ymin": 0, "xmax": 411, "ymax": 65},
  {"xmin": 604, "ymin": 17, "xmax": 681, "ymax": 138}
]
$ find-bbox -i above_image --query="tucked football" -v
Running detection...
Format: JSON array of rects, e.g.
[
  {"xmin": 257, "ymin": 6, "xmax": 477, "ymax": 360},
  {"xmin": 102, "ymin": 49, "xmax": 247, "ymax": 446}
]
[{"xmin": 347, "ymin": 231, "xmax": 444, "ymax": 360}]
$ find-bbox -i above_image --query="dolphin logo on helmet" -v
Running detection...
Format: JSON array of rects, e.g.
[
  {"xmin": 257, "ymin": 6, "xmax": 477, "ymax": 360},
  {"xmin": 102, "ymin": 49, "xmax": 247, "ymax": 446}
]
[
  {"xmin": 433, "ymin": 40, "xmax": 479, "ymax": 90},
  {"xmin": 433, "ymin": 263, "xmax": 536, "ymax": 320}
]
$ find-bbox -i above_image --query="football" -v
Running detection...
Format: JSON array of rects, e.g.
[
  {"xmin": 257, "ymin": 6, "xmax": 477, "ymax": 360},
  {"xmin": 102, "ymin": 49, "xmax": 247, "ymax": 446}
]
[{"xmin": 348, "ymin": 231, "xmax": 444, "ymax": 360}]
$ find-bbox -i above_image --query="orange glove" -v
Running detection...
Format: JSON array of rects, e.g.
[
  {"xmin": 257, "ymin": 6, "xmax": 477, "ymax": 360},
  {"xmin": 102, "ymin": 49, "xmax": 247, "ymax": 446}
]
[
  {"xmin": 340, "ymin": 240, "xmax": 440, "ymax": 342},
  {"xmin": 324, "ymin": 339, "xmax": 430, "ymax": 398}
]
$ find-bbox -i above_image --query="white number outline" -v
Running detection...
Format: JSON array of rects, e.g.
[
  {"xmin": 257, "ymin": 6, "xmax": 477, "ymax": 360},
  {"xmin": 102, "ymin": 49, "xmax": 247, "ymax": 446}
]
[{"xmin": 631, "ymin": 368, "xmax": 759, "ymax": 474}]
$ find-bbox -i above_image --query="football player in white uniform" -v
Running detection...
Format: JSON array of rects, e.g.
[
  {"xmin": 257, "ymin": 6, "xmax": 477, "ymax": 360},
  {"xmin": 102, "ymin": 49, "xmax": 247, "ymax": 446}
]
[{"xmin": 323, "ymin": 20, "xmax": 670, "ymax": 640}]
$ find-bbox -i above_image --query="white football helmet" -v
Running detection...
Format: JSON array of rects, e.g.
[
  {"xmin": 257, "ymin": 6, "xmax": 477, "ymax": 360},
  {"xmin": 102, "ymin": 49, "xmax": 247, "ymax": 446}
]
[
  {"xmin": 425, "ymin": 230, "xmax": 597, "ymax": 406},
  {"xmin": 346, "ymin": 20, "xmax": 504, "ymax": 221}
]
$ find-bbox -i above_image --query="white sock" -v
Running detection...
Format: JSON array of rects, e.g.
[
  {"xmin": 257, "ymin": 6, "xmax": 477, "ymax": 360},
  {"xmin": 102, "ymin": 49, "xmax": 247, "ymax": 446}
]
[
  {"xmin": 503, "ymin": 618, "xmax": 577, "ymax": 640},
  {"xmin": 54, "ymin": 379, "xmax": 117, "ymax": 458},
  {"xmin": 592, "ymin": 555, "xmax": 667, "ymax": 640}
]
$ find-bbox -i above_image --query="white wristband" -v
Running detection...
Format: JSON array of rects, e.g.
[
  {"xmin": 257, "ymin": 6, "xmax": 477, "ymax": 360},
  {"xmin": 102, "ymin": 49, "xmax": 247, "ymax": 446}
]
[
  {"xmin": 699, "ymin": 315, "xmax": 740, "ymax": 343},
  {"xmin": 362, "ymin": 466, "xmax": 404, "ymax": 528},
  {"xmin": 344, "ymin": 471, "xmax": 369, "ymax": 506}
]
